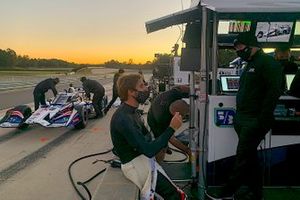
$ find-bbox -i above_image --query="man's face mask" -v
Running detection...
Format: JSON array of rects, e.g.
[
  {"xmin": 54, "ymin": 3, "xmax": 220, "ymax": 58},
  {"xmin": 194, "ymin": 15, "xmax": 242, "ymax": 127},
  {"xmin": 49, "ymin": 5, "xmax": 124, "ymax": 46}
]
[
  {"xmin": 134, "ymin": 90, "xmax": 150, "ymax": 104},
  {"xmin": 236, "ymin": 46, "xmax": 252, "ymax": 61},
  {"xmin": 279, "ymin": 59, "xmax": 289, "ymax": 66}
]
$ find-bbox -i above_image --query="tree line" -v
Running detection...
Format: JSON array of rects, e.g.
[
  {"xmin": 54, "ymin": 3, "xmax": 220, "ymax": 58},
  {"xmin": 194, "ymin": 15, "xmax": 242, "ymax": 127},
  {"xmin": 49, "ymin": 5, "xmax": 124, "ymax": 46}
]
[
  {"xmin": 0, "ymin": 48, "xmax": 79, "ymax": 69},
  {"xmin": 0, "ymin": 48, "xmax": 172, "ymax": 70}
]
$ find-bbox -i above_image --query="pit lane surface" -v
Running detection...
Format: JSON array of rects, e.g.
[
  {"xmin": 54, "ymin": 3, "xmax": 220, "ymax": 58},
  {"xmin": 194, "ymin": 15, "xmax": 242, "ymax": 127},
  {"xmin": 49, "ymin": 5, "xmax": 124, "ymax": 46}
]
[
  {"xmin": 0, "ymin": 75, "xmax": 112, "ymax": 110},
  {"xmin": 0, "ymin": 112, "xmax": 114, "ymax": 200},
  {"xmin": 0, "ymin": 75, "xmax": 116, "ymax": 200},
  {"xmin": 0, "ymin": 70, "xmax": 151, "ymax": 199}
]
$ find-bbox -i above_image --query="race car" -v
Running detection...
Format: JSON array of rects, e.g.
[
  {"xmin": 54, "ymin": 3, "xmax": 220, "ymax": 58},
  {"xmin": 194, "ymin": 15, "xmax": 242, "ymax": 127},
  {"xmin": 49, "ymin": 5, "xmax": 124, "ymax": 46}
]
[
  {"xmin": 0, "ymin": 91, "xmax": 108, "ymax": 129},
  {"xmin": 0, "ymin": 105, "xmax": 32, "ymax": 129},
  {"xmin": 257, "ymin": 24, "xmax": 292, "ymax": 39}
]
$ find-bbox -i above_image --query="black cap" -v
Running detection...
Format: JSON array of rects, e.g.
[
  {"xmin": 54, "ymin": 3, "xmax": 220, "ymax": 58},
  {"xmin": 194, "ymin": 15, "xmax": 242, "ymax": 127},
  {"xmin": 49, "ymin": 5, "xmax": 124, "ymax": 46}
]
[
  {"xmin": 80, "ymin": 77, "xmax": 87, "ymax": 82},
  {"xmin": 53, "ymin": 77, "xmax": 59, "ymax": 84},
  {"xmin": 275, "ymin": 45, "xmax": 291, "ymax": 52},
  {"xmin": 233, "ymin": 32, "xmax": 260, "ymax": 47}
]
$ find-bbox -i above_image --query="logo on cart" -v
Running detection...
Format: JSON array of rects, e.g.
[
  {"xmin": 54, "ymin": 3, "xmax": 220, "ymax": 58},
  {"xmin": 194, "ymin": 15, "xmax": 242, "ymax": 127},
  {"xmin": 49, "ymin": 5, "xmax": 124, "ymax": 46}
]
[{"xmin": 214, "ymin": 108, "xmax": 236, "ymax": 127}]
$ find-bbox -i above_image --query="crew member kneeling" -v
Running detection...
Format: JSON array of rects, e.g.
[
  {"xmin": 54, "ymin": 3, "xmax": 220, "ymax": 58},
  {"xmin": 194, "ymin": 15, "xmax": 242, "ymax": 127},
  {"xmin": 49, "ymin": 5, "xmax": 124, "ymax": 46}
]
[{"xmin": 110, "ymin": 74, "xmax": 187, "ymax": 200}]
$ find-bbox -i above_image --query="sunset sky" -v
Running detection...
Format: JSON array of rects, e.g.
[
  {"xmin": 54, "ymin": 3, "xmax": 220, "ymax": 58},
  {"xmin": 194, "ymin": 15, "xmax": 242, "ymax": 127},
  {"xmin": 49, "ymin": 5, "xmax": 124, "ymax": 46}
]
[{"xmin": 0, "ymin": 0, "xmax": 190, "ymax": 64}]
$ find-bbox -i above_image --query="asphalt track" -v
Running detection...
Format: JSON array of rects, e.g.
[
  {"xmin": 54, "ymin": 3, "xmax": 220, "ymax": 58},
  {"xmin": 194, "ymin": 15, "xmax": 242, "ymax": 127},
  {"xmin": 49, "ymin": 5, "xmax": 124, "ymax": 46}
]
[
  {"xmin": 0, "ymin": 76, "xmax": 112, "ymax": 110},
  {"xmin": 0, "ymin": 70, "xmax": 151, "ymax": 199},
  {"xmin": 0, "ymin": 74, "xmax": 117, "ymax": 200}
]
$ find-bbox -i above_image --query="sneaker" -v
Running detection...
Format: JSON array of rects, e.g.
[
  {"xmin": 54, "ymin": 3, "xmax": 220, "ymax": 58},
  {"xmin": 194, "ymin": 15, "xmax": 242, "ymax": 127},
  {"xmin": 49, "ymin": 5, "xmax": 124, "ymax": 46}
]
[{"xmin": 205, "ymin": 191, "xmax": 234, "ymax": 200}]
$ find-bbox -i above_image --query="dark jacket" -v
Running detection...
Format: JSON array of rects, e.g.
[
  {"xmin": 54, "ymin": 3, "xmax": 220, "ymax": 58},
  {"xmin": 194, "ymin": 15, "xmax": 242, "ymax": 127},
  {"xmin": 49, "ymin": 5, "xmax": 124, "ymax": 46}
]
[
  {"xmin": 82, "ymin": 79, "xmax": 105, "ymax": 98},
  {"xmin": 236, "ymin": 50, "xmax": 283, "ymax": 129},
  {"xmin": 110, "ymin": 103, "xmax": 174, "ymax": 164},
  {"xmin": 112, "ymin": 72, "xmax": 122, "ymax": 92},
  {"xmin": 280, "ymin": 60, "xmax": 298, "ymax": 74},
  {"xmin": 147, "ymin": 87, "xmax": 189, "ymax": 138},
  {"xmin": 33, "ymin": 78, "xmax": 58, "ymax": 96}
]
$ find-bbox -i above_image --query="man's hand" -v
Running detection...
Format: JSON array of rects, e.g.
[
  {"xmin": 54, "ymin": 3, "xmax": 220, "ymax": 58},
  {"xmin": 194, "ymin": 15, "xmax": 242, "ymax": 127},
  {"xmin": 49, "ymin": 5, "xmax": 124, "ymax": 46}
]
[{"xmin": 169, "ymin": 112, "xmax": 182, "ymax": 131}]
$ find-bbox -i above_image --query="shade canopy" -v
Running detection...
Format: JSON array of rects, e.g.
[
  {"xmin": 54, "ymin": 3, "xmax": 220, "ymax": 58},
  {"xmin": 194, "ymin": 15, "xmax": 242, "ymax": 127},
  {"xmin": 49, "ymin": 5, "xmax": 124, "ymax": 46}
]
[{"xmin": 145, "ymin": 0, "xmax": 300, "ymax": 33}]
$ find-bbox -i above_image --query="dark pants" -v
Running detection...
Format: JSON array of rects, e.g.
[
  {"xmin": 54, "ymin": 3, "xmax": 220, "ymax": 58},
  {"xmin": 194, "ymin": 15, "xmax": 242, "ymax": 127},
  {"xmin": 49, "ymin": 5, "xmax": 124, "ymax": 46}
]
[
  {"xmin": 105, "ymin": 88, "xmax": 118, "ymax": 112},
  {"xmin": 221, "ymin": 117, "xmax": 269, "ymax": 199},
  {"xmin": 156, "ymin": 171, "xmax": 183, "ymax": 200},
  {"xmin": 92, "ymin": 92, "xmax": 104, "ymax": 117},
  {"xmin": 33, "ymin": 92, "xmax": 46, "ymax": 110}
]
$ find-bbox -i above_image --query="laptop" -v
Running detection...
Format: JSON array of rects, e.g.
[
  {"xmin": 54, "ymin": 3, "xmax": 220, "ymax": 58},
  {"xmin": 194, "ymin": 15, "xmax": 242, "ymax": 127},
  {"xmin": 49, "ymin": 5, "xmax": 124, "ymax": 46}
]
[{"xmin": 220, "ymin": 75, "xmax": 240, "ymax": 93}]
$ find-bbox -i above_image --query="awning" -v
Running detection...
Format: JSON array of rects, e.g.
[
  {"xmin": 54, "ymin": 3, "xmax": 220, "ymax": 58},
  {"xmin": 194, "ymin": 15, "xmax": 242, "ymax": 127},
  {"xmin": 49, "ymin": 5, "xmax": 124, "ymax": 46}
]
[
  {"xmin": 145, "ymin": 6, "xmax": 201, "ymax": 34},
  {"xmin": 145, "ymin": 0, "xmax": 300, "ymax": 33},
  {"xmin": 201, "ymin": 0, "xmax": 300, "ymax": 13}
]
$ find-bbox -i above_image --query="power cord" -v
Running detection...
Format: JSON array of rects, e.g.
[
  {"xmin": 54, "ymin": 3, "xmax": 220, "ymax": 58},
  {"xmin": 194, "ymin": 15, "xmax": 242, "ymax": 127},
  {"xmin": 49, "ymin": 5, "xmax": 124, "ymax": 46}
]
[
  {"xmin": 68, "ymin": 149, "xmax": 112, "ymax": 200},
  {"xmin": 163, "ymin": 147, "xmax": 189, "ymax": 163}
]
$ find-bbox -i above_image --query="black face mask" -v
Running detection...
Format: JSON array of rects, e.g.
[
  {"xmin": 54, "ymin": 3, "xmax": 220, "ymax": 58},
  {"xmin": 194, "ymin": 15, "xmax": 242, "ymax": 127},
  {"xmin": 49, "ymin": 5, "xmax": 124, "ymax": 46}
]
[
  {"xmin": 236, "ymin": 46, "xmax": 252, "ymax": 61},
  {"xmin": 134, "ymin": 90, "xmax": 150, "ymax": 104},
  {"xmin": 279, "ymin": 59, "xmax": 289, "ymax": 66}
]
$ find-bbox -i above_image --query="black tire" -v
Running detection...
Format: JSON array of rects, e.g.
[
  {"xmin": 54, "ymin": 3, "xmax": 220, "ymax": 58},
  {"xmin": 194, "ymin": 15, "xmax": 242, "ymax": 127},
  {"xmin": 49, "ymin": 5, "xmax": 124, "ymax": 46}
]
[
  {"xmin": 15, "ymin": 105, "xmax": 32, "ymax": 130},
  {"xmin": 18, "ymin": 123, "xmax": 29, "ymax": 130},
  {"xmin": 74, "ymin": 106, "xmax": 88, "ymax": 129}
]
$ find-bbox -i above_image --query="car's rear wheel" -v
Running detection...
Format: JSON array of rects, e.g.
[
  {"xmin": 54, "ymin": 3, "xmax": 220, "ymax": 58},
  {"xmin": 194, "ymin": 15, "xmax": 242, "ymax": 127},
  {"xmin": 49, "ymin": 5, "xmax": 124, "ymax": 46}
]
[{"xmin": 17, "ymin": 106, "xmax": 32, "ymax": 130}]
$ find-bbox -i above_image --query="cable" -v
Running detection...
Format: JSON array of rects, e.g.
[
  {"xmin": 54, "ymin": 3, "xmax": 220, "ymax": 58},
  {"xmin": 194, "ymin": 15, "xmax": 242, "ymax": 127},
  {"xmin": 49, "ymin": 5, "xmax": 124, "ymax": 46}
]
[
  {"xmin": 163, "ymin": 147, "xmax": 189, "ymax": 163},
  {"xmin": 68, "ymin": 148, "xmax": 112, "ymax": 200},
  {"xmin": 77, "ymin": 181, "xmax": 92, "ymax": 200},
  {"xmin": 76, "ymin": 168, "xmax": 107, "ymax": 200},
  {"xmin": 81, "ymin": 168, "xmax": 107, "ymax": 185}
]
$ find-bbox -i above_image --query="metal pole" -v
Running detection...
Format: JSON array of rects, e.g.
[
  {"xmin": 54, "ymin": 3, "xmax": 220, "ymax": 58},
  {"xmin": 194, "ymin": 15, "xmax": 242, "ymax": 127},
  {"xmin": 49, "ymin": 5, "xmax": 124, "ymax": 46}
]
[
  {"xmin": 189, "ymin": 71, "xmax": 197, "ymax": 182},
  {"xmin": 211, "ymin": 12, "xmax": 218, "ymax": 95},
  {"xmin": 198, "ymin": 5, "xmax": 208, "ymax": 200}
]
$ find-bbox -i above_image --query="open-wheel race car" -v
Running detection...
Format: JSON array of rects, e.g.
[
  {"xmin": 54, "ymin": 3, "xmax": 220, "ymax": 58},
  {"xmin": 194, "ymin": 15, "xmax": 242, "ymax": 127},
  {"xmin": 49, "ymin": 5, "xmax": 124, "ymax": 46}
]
[
  {"xmin": 0, "ymin": 105, "xmax": 32, "ymax": 129},
  {"xmin": 0, "ymin": 90, "xmax": 108, "ymax": 130}
]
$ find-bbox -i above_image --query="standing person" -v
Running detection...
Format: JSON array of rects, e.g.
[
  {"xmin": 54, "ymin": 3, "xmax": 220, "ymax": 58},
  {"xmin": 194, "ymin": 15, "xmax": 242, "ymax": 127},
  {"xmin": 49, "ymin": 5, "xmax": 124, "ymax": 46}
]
[
  {"xmin": 80, "ymin": 77, "xmax": 105, "ymax": 118},
  {"xmin": 207, "ymin": 32, "xmax": 283, "ymax": 200},
  {"xmin": 139, "ymin": 69, "xmax": 148, "ymax": 86},
  {"xmin": 110, "ymin": 74, "xmax": 187, "ymax": 200},
  {"xmin": 147, "ymin": 85, "xmax": 191, "ymax": 162},
  {"xmin": 274, "ymin": 46, "xmax": 298, "ymax": 74},
  {"xmin": 103, "ymin": 69, "xmax": 124, "ymax": 114},
  {"xmin": 33, "ymin": 78, "xmax": 59, "ymax": 110},
  {"xmin": 275, "ymin": 46, "xmax": 298, "ymax": 92}
]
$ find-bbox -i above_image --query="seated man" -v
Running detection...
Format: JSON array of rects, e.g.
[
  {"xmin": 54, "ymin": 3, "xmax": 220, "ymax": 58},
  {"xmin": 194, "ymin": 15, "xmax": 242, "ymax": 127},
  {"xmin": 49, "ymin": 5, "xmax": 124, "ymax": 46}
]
[
  {"xmin": 147, "ymin": 86, "xmax": 191, "ymax": 162},
  {"xmin": 68, "ymin": 83, "xmax": 76, "ymax": 93},
  {"xmin": 110, "ymin": 74, "xmax": 187, "ymax": 200}
]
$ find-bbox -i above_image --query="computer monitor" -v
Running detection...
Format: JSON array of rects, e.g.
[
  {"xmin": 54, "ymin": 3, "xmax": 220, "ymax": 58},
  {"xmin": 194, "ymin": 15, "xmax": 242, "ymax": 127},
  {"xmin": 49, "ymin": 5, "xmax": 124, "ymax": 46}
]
[
  {"xmin": 220, "ymin": 75, "xmax": 240, "ymax": 93},
  {"xmin": 286, "ymin": 74, "xmax": 295, "ymax": 90}
]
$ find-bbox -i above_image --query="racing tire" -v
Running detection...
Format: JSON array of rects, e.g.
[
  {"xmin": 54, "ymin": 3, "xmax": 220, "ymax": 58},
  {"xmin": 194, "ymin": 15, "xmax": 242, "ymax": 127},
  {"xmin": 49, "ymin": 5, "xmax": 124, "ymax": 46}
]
[
  {"xmin": 17, "ymin": 105, "xmax": 32, "ymax": 130},
  {"xmin": 74, "ymin": 106, "xmax": 88, "ymax": 129}
]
